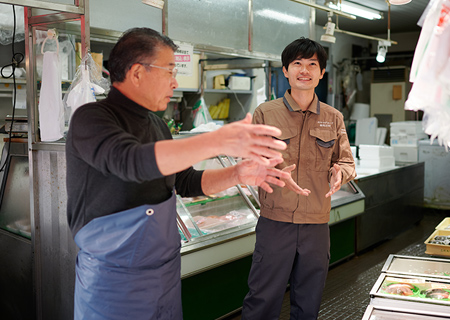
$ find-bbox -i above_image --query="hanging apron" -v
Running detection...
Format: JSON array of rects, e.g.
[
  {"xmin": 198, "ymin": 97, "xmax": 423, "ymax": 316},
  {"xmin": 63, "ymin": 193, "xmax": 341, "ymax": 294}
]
[
  {"xmin": 38, "ymin": 51, "xmax": 64, "ymax": 142},
  {"xmin": 74, "ymin": 191, "xmax": 182, "ymax": 320}
]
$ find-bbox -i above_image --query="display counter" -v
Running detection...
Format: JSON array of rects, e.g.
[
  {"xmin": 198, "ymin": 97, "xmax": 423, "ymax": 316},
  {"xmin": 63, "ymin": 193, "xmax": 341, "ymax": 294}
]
[
  {"xmin": 178, "ymin": 157, "xmax": 365, "ymax": 278},
  {"xmin": 370, "ymin": 271, "xmax": 450, "ymax": 314},
  {"xmin": 354, "ymin": 162, "xmax": 424, "ymax": 253},
  {"xmin": 179, "ymin": 156, "xmax": 364, "ymax": 319},
  {"xmin": 0, "ymin": 141, "xmax": 33, "ymax": 320},
  {"xmin": 362, "ymin": 305, "xmax": 450, "ymax": 320},
  {"xmin": 362, "ymin": 254, "xmax": 450, "ymax": 318}
]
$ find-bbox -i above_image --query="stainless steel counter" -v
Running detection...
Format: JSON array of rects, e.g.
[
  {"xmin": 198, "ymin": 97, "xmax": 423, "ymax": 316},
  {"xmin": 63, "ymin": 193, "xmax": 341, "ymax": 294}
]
[{"xmin": 354, "ymin": 162, "xmax": 425, "ymax": 253}]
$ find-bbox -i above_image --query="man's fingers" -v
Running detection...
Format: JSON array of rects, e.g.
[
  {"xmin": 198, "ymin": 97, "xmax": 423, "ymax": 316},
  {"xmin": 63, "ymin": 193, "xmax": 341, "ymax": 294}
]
[
  {"xmin": 266, "ymin": 168, "xmax": 291, "ymax": 180},
  {"xmin": 265, "ymin": 176, "xmax": 286, "ymax": 188},
  {"xmin": 259, "ymin": 182, "xmax": 273, "ymax": 193},
  {"xmin": 251, "ymin": 135, "xmax": 287, "ymax": 151},
  {"xmin": 249, "ymin": 124, "xmax": 283, "ymax": 139}
]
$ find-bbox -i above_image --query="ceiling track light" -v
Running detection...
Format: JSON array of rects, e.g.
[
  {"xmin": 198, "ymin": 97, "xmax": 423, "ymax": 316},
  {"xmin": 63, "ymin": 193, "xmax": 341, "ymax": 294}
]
[
  {"xmin": 327, "ymin": 0, "xmax": 383, "ymax": 20},
  {"xmin": 376, "ymin": 40, "xmax": 391, "ymax": 63},
  {"xmin": 321, "ymin": 12, "xmax": 336, "ymax": 43}
]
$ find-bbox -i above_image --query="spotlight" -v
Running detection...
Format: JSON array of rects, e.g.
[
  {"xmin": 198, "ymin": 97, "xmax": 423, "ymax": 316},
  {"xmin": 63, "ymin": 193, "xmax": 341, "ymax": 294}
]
[
  {"xmin": 376, "ymin": 40, "xmax": 391, "ymax": 63},
  {"xmin": 376, "ymin": 47, "xmax": 387, "ymax": 63},
  {"xmin": 321, "ymin": 13, "xmax": 336, "ymax": 43}
]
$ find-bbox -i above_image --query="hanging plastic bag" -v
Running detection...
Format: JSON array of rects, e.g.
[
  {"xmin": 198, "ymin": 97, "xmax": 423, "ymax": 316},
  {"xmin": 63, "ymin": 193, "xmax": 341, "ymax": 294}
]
[
  {"xmin": 38, "ymin": 29, "xmax": 64, "ymax": 142},
  {"xmin": 405, "ymin": 0, "xmax": 450, "ymax": 149},
  {"xmin": 63, "ymin": 52, "xmax": 109, "ymax": 119},
  {"xmin": 192, "ymin": 97, "xmax": 213, "ymax": 128}
]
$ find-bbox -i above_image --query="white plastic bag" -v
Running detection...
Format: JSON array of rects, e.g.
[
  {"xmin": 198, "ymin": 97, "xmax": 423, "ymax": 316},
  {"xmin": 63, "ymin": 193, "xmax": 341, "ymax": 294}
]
[
  {"xmin": 192, "ymin": 97, "xmax": 213, "ymax": 128},
  {"xmin": 38, "ymin": 51, "xmax": 64, "ymax": 142},
  {"xmin": 63, "ymin": 52, "xmax": 109, "ymax": 119}
]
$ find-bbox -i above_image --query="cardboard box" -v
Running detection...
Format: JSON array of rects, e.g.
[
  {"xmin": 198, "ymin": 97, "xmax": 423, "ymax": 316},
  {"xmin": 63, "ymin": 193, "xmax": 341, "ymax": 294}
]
[
  {"xmin": 425, "ymin": 229, "xmax": 450, "ymax": 257},
  {"xmin": 213, "ymin": 75, "xmax": 226, "ymax": 89}
]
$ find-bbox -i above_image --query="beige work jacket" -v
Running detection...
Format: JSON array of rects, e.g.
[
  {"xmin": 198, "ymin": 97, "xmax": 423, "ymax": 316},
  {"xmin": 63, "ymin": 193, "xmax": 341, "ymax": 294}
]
[{"xmin": 253, "ymin": 90, "xmax": 356, "ymax": 224}]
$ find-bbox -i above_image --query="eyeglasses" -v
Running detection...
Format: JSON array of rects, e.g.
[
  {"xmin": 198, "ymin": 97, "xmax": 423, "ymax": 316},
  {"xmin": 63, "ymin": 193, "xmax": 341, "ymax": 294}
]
[{"xmin": 138, "ymin": 63, "xmax": 178, "ymax": 78}]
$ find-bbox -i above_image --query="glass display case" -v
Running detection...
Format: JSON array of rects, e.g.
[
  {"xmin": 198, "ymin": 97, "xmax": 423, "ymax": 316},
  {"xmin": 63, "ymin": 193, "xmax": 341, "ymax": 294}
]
[
  {"xmin": 382, "ymin": 255, "xmax": 450, "ymax": 280},
  {"xmin": 362, "ymin": 305, "xmax": 450, "ymax": 320},
  {"xmin": 177, "ymin": 156, "xmax": 259, "ymax": 242},
  {"xmin": 370, "ymin": 273, "xmax": 450, "ymax": 314},
  {"xmin": 177, "ymin": 155, "xmax": 365, "ymax": 277},
  {"xmin": 0, "ymin": 142, "xmax": 30, "ymax": 239}
]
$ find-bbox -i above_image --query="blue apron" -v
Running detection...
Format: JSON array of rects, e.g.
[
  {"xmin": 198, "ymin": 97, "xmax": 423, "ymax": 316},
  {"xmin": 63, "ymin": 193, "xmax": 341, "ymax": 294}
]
[{"xmin": 74, "ymin": 191, "xmax": 182, "ymax": 320}]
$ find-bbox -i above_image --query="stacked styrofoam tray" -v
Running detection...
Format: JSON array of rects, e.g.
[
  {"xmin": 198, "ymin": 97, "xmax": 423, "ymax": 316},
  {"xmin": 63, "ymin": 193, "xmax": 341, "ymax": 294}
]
[
  {"xmin": 390, "ymin": 121, "xmax": 428, "ymax": 146},
  {"xmin": 359, "ymin": 145, "xmax": 394, "ymax": 158},
  {"xmin": 390, "ymin": 121, "xmax": 427, "ymax": 163},
  {"xmin": 358, "ymin": 145, "xmax": 395, "ymax": 169}
]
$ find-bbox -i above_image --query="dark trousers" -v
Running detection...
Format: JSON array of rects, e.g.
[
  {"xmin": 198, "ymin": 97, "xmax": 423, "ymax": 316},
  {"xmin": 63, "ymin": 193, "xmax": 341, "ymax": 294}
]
[{"xmin": 241, "ymin": 216, "xmax": 330, "ymax": 320}]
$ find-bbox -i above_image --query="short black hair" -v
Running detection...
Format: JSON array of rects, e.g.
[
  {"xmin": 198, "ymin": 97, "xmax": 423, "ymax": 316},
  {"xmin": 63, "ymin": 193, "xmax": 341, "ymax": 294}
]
[
  {"xmin": 281, "ymin": 37, "xmax": 328, "ymax": 71},
  {"xmin": 108, "ymin": 27, "xmax": 178, "ymax": 83}
]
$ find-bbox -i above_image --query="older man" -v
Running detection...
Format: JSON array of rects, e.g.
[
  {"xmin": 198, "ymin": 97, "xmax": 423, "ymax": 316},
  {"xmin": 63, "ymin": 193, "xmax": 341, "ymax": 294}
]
[{"xmin": 66, "ymin": 27, "xmax": 296, "ymax": 320}]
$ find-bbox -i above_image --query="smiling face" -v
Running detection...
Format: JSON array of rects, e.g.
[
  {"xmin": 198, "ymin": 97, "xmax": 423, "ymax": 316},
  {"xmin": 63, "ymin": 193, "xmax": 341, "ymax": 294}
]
[{"xmin": 282, "ymin": 53, "xmax": 325, "ymax": 94}]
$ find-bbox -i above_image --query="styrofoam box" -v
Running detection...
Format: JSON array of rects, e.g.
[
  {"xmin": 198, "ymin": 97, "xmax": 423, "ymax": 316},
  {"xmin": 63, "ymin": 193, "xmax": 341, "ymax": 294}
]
[
  {"xmin": 393, "ymin": 145, "xmax": 418, "ymax": 162},
  {"xmin": 228, "ymin": 76, "xmax": 251, "ymax": 90},
  {"xmin": 359, "ymin": 144, "xmax": 394, "ymax": 159},
  {"xmin": 350, "ymin": 146, "xmax": 357, "ymax": 160},
  {"xmin": 390, "ymin": 133, "xmax": 428, "ymax": 146},
  {"xmin": 359, "ymin": 156, "xmax": 395, "ymax": 169},
  {"xmin": 390, "ymin": 121, "xmax": 428, "ymax": 146},
  {"xmin": 390, "ymin": 121, "xmax": 424, "ymax": 135}
]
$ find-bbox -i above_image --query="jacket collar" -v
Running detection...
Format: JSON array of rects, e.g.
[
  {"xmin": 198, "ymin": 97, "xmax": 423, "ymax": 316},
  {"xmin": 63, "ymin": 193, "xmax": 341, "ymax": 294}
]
[{"xmin": 283, "ymin": 89, "xmax": 320, "ymax": 115}]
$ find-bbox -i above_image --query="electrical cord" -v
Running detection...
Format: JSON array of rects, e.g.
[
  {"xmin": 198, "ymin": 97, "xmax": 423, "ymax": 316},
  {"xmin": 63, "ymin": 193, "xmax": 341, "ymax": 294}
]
[{"xmin": 0, "ymin": 5, "xmax": 24, "ymax": 172}]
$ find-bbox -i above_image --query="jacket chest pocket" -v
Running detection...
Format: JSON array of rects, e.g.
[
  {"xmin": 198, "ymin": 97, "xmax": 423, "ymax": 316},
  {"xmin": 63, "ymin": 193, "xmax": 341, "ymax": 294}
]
[
  {"xmin": 310, "ymin": 128, "xmax": 336, "ymax": 171},
  {"xmin": 276, "ymin": 126, "xmax": 299, "ymax": 164}
]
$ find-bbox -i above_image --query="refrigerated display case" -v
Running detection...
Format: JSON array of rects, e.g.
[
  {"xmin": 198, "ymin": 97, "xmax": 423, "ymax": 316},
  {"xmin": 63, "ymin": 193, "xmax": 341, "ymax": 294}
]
[
  {"xmin": 177, "ymin": 156, "xmax": 261, "ymax": 278},
  {"xmin": 178, "ymin": 155, "xmax": 364, "ymax": 319},
  {"xmin": 178, "ymin": 156, "xmax": 365, "ymax": 277},
  {"xmin": 370, "ymin": 273, "xmax": 450, "ymax": 314},
  {"xmin": 362, "ymin": 305, "xmax": 450, "ymax": 320},
  {"xmin": 381, "ymin": 255, "xmax": 450, "ymax": 280}
]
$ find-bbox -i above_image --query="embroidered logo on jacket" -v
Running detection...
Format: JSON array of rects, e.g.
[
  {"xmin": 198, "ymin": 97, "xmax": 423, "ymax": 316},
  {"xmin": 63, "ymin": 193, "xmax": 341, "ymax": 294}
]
[{"xmin": 318, "ymin": 121, "xmax": 333, "ymax": 128}]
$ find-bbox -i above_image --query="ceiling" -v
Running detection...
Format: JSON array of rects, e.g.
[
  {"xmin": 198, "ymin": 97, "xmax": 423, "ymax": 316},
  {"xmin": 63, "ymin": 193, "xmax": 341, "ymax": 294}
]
[{"xmin": 314, "ymin": 0, "xmax": 431, "ymax": 36}]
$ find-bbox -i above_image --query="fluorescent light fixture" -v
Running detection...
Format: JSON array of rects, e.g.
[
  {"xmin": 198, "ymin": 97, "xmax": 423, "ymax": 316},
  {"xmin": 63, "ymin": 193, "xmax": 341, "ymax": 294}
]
[
  {"xmin": 376, "ymin": 40, "xmax": 391, "ymax": 63},
  {"xmin": 142, "ymin": 0, "xmax": 165, "ymax": 9},
  {"xmin": 389, "ymin": 0, "xmax": 412, "ymax": 5},
  {"xmin": 328, "ymin": 1, "xmax": 383, "ymax": 20},
  {"xmin": 255, "ymin": 9, "xmax": 307, "ymax": 25}
]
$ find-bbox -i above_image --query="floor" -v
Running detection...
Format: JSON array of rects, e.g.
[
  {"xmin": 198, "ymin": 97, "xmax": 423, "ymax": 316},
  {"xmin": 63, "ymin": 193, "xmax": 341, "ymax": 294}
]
[{"xmin": 225, "ymin": 207, "xmax": 449, "ymax": 320}]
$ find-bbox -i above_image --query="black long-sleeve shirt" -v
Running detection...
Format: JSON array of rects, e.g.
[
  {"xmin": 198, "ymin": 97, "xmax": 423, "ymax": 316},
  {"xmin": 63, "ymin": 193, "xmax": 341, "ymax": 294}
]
[{"xmin": 66, "ymin": 86, "xmax": 204, "ymax": 236}]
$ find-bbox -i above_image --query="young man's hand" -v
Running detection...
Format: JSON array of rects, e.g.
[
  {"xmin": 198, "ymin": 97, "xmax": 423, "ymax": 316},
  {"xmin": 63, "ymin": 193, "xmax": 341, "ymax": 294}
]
[
  {"xmin": 325, "ymin": 163, "xmax": 342, "ymax": 198},
  {"xmin": 281, "ymin": 164, "xmax": 311, "ymax": 196}
]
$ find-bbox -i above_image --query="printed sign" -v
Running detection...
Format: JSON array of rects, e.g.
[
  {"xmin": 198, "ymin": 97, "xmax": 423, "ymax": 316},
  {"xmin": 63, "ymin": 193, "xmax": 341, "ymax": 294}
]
[{"xmin": 174, "ymin": 41, "xmax": 193, "ymax": 76}]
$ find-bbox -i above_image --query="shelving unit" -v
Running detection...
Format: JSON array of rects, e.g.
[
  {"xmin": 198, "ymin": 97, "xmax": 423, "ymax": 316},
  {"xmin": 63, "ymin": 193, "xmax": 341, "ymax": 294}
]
[{"xmin": 0, "ymin": 2, "xmax": 91, "ymax": 320}]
